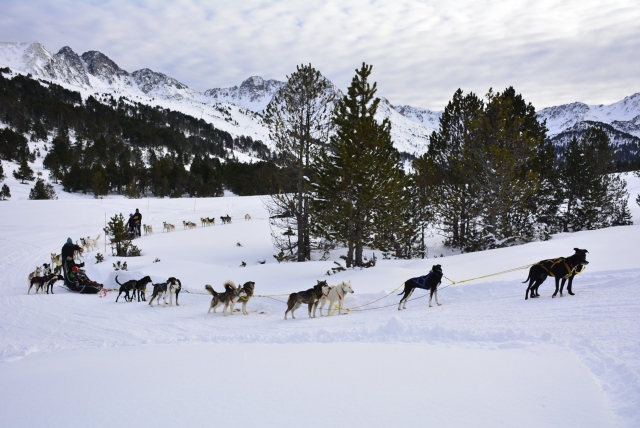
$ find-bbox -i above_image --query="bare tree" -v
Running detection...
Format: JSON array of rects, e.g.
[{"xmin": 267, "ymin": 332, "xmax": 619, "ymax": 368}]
[{"xmin": 263, "ymin": 64, "xmax": 336, "ymax": 262}]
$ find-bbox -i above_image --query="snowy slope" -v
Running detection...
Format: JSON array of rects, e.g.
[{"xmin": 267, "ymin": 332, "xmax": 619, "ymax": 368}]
[{"xmin": 0, "ymin": 171, "xmax": 639, "ymax": 426}]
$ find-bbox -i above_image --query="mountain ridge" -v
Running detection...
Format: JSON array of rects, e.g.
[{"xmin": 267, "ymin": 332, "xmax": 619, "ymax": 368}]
[{"xmin": 1, "ymin": 41, "xmax": 639, "ymax": 161}]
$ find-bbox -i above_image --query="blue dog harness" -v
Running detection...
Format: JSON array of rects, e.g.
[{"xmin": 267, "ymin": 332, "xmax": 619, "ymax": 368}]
[{"xmin": 408, "ymin": 272, "xmax": 434, "ymax": 290}]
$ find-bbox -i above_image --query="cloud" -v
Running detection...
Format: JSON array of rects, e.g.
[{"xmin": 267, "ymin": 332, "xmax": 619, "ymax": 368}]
[{"xmin": 0, "ymin": 0, "xmax": 638, "ymax": 110}]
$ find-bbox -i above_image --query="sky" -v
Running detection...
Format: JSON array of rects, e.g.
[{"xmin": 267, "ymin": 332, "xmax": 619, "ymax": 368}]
[{"xmin": 0, "ymin": 0, "xmax": 639, "ymax": 111}]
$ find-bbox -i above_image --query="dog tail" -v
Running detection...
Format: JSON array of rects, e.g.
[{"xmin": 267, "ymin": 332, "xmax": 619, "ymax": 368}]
[
  {"xmin": 115, "ymin": 275, "xmax": 122, "ymax": 286},
  {"xmin": 522, "ymin": 269, "xmax": 532, "ymax": 283},
  {"xmin": 224, "ymin": 280, "xmax": 236, "ymax": 289},
  {"xmin": 397, "ymin": 282, "xmax": 406, "ymax": 296},
  {"xmin": 95, "ymin": 234, "xmax": 101, "ymax": 241},
  {"xmin": 205, "ymin": 284, "xmax": 217, "ymax": 296}
]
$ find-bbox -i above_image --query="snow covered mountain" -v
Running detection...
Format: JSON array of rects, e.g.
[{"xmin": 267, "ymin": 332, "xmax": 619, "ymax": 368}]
[
  {"xmin": 1, "ymin": 41, "xmax": 639, "ymax": 160},
  {"xmin": 0, "ymin": 41, "xmax": 443, "ymax": 157}
]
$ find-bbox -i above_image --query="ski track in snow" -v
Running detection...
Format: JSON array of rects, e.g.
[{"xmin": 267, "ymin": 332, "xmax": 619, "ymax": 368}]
[{"xmin": 0, "ymin": 174, "xmax": 639, "ymax": 426}]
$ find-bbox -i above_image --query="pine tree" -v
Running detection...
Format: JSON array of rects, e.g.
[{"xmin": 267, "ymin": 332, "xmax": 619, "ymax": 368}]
[
  {"xmin": 0, "ymin": 183, "xmax": 10, "ymax": 200},
  {"xmin": 103, "ymin": 213, "xmax": 141, "ymax": 257},
  {"xmin": 415, "ymin": 89, "xmax": 484, "ymax": 251},
  {"xmin": 560, "ymin": 127, "xmax": 631, "ymax": 230},
  {"xmin": 468, "ymin": 88, "xmax": 542, "ymax": 248},
  {"xmin": 263, "ymin": 64, "xmax": 335, "ymax": 262},
  {"xmin": 13, "ymin": 156, "xmax": 35, "ymax": 184},
  {"xmin": 0, "ymin": 160, "xmax": 4, "ymax": 180},
  {"xmin": 28, "ymin": 178, "xmax": 58, "ymax": 200},
  {"xmin": 312, "ymin": 63, "xmax": 409, "ymax": 267}
]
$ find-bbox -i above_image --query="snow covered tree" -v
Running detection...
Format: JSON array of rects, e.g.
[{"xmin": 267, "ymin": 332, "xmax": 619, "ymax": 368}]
[
  {"xmin": 560, "ymin": 128, "xmax": 632, "ymax": 231},
  {"xmin": 312, "ymin": 63, "xmax": 410, "ymax": 267},
  {"xmin": 28, "ymin": 178, "xmax": 57, "ymax": 200},
  {"xmin": 263, "ymin": 64, "xmax": 335, "ymax": 262},
  {"xmin": 13, "ymin": 156, "xmax": 35, "ymax": 184}
]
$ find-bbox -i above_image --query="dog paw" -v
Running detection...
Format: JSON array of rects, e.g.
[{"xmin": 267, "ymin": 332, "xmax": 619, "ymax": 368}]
[{"xmin": 437, "ymin": 303, "xmax": 442, "ymax": 306}]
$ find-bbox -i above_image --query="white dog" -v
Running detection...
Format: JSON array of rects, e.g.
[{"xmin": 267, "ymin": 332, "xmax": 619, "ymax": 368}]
[
  {"xmin": 163, "ymin": 222, "xmax": 175, "ymax": 232},
  {"xmin": 318, "ymin": 280, "xmax": 354, "ymax": 316},
  {"xmin": 143, "ymin": 224, "xmax": 153, "ymax": 235},
  {"xmin": 244, "ymin": 214, "xmax": 251, "ymax": 221},
  {"xmin": 84, "ymin": 234, "xmax": 100, "ymax": 251}
]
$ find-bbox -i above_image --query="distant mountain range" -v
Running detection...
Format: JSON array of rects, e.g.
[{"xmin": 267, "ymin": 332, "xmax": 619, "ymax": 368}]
[{"xmin": 1, "ymin": 41, "xmax": 639, "ymax": 162}]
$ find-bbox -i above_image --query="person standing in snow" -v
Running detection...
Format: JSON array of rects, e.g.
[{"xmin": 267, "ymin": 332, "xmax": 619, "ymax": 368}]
[
  {"xmin": 127, "ymin": 213, "xmax": 137, "ymax": 238},
  {"xmin": 132, "ymin": 208, "xmax": 142, "ymax": 237}
]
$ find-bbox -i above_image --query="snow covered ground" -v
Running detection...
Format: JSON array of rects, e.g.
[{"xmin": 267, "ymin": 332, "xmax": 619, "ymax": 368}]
[{"xmin": 1, "ymin": 173, "xmax": 639, "ymax": 427}]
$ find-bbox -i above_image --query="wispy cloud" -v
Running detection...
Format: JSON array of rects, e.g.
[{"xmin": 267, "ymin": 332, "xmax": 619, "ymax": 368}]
[{"xmin": 0, "ymin": 0, "xmax": 638, "ymax": 110}]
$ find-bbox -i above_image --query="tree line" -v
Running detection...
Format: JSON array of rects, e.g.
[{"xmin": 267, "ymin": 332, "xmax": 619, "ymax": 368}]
[
  {"xmin": 0, "ymin": 71, "xmax": 283, "ymax": 197},
  {"xmin": 264, "ymin": 64, "xmax": 634, "ymax": 266}
]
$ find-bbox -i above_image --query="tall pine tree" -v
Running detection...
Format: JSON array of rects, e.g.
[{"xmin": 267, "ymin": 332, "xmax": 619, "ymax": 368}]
[
  {"xmin": 561, "ymin": 128, "xmax": 632, "ymax": 230},
  {"xmin": 312, "ymin": 63, "xmax": 409, "ymax": 267},
  {"xmin": 13, "ymin": 156, "xmax": 34, "ymax": 184},
  {"xmin": 263, "ymin": 64, "xmax": 335, "ymax": 262}
]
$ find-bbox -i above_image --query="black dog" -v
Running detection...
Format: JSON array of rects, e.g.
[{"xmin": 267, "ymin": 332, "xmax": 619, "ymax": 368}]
[
  {"xmin": 45, "ymin": 274, "xmax": 64, "ymax": 294},
  {"xmin": 115, "ymin": 275, "xmax": 152, "ymax": 302},
  {"xmin": 398, "ymin": 264, "xmax": 444, "ymax": 310},
  {"xmin": 284, "ymin": 280, "xmax": 329, "ymax": 320},
  {"xmin": 523, "ymin": 248, "xmax": 589, "ymax": 300}
]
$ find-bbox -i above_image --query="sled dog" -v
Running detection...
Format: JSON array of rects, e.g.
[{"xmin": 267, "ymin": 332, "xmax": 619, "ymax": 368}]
[
  {"xmin": 523, "ymin": 248, "xmax": 589, "ymax": 300},
  {"xmin": 27, "ymin": 266, "xmax": 42, "ymax": 287},
  {"xmin": 148, "ymin": 277, "xmax": 182, "ymax": 306},
  {"xmin": 115, "ymin": 275, "xmax": 152, "ymax": 302},
  {"xmin": 230, "ymin": 281, "xmax": 255, "ymax": 315},
  {"xmin": 285, "ymin": 280, "xmax": 330, "ymax": 320},
  {"xmin": 318, "ymin": 280, "xmax": 354, "ymax": 316},
  {"xmin": 398, "ymin": 264, "xmax": 444, "ymax": 311},
  {"xmin": 205, "ymin": 281, "xmax": 245, "ymax": 316}
]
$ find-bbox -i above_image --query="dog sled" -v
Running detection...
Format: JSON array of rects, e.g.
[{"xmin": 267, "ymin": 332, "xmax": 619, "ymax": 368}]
[{"xmin": 62, "ymin": 264, "xmax": 103, "ymax": 294}]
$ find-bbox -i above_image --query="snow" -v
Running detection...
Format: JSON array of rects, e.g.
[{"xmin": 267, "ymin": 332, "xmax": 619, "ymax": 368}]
[{"xmin": 1, "ymin": 171, "xmax": 639, "ymax": 426}]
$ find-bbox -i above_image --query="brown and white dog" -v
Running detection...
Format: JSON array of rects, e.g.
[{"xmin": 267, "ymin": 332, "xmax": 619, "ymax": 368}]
[
  {"xmin": 148, "ymin": 277, "xmax": 182, "ymax": 306},
  {"xmin": 318, "ymin": 281, "xmax": 354, "ymax": 316},
  {"xmin": 27, "ymin": 266, "xmax": 42, "ymax": 288},
  {"xmin": 285, "ymin": 280, "xmax": 330, "ymax": 320},
  {"xmin": 50, "ymin": 253, "xmax": 63, "ymax": 268},
  {"xmin": 230, "ymin": 281, "xmax": 255, "ymax": 315},
  {"xmin": 205, "ymin": 281, "xmax": 246, "ymax": 316}
]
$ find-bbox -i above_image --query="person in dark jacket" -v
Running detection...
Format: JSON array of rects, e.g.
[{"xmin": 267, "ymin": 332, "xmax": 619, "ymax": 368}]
[
  {"xmin": 132, "ymin": 208, "xmax": 142, "ymax": 237},
  {"xmin": 127, "ymin": 213, "xmax": 137, "ymax": 238},
  {"xmin": 61, "ymin": 237, "xmax": 83, "ymax": 281}
]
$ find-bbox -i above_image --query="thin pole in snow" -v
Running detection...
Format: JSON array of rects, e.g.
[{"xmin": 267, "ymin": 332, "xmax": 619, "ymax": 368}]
[
  {"xmin": 104, "ymin": 213, "xmax": 107, "ymax": 253},
  {"xmin": 194, "ymin": 197, "xmax": 196, "ymax": 212}
]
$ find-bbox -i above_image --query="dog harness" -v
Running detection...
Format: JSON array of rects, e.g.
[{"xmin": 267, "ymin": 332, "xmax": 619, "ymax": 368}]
[{"xmin": 536, "ymin": 258, "xmax": 577, "ymax": 279}]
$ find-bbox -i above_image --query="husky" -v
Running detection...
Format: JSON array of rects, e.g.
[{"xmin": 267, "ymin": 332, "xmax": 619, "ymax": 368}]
[
  {"xmin": 244, "ymin": 214, "xmax": 251, "ymax": 221},
  {"xmin": 398, "ymin": 264, "xmax": 444, "ymax": 311},
  {"xmin": 205, "ymin": 281, "xmax": 245, "ymax": 316},
  {"xmin": 143, "ymin": 224, "xmax": 153, "ymax": 235},
  {"xmin": 163, "ymin": 222, "xmax": 175, "ymax": 232},
  {"xmin": 285, "ymin": 280, "xmax": 330, "ymax": 320},
  {"xmin": 27, "ymin": 266, "xmax": 42, "ymax": 287},
  {"xmin": 182, "ymin": 221, "xmax": 196, "ymax": 230},
  {"xmin": 220, "ymin": 215, "xmax": 232, "ymax": 224},
  {"xmin": 51, "ymin": 253, "xmax": 62, "ymax": 267},
  {"xmin": 230, "ymin": 281, "xmax": 255, "ymax": 315},
  {"xmin": 318, "ymin": 281, "xmax": 354, "ymax": 316},
  {"xmin": 84, "ymin": 234, "xmax": 100, "ymax": 251},
  {"xmin": 207, "ymin": 217, "xmax": 215, "ymax": 226},
  {"xmin": 148, "ymin": 277, "xmax": 182, "ymax": 306}
]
